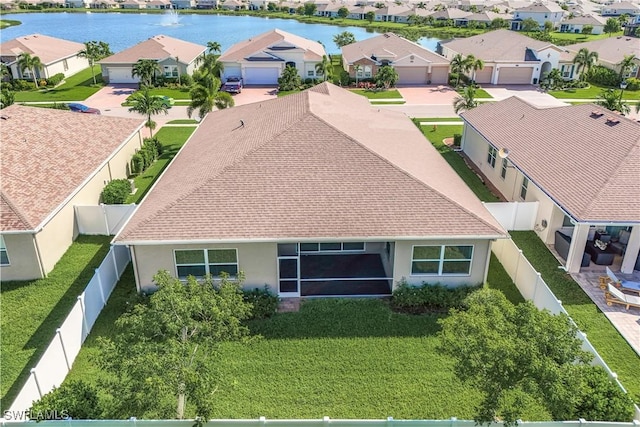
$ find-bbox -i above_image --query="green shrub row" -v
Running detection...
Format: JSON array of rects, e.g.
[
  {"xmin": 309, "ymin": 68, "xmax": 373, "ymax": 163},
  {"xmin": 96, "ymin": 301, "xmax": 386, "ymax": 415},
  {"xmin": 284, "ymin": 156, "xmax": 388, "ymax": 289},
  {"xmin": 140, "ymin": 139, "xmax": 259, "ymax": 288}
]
[
  {"xmin": 391, "ymin": 281, "xmax": 480, "ymax": 314},
  {"xmin": 587, "ymin": 65, "xmax": 621, "ymax": 87},
  {"xmin": 130, "ymin": 137, "xmax": 163, "ymax": 176},
  {"xmin": 624, "ymin": 77, "xmax": 640, "ymax": 91},
  {"xmin": 242, "ymin": 286, "xmax": 279, "ymax": 320},
  {"xmin": 100, "ymin": 179, "xmax": 131, "ymax": 204}
]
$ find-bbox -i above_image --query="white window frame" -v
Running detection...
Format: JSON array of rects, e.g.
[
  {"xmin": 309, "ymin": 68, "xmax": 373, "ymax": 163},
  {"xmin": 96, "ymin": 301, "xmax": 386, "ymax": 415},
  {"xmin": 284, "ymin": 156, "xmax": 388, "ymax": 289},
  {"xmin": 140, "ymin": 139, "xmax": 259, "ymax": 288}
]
[
  {"xmin": 520, "ymin": 177, "xmax": 529, "ymax": 200},
  {"xmin": 174, "ymin": 248, "xmax": 238, "ymax": 279},
  {"xmin": 163, "ymin": 65, "xmax": 179, "ymax": 78},
  {"xmin": 307, "ymin": 70, "xmax": 316, "ymax": 77},
  {"xmin": 364, "ymin": 65, "xmax": 372, "ymax": 78},
  {"xmin": 299, "ymin": 242, "xmax": 366, "ymax": 253},
  {"xmin": 411, "ymin": 245, "xmax": 474, "ymax": 276},
  {"xmin": 487, "ymin": 146, "xmax": 497, "ymax": 168},
  {"xmin": 501, "ymin": 158, "xmax": 508, "ymax": 179},
  {"xmin": 0, "ymin": 235, "xmax": 9, "ymax": 266}
]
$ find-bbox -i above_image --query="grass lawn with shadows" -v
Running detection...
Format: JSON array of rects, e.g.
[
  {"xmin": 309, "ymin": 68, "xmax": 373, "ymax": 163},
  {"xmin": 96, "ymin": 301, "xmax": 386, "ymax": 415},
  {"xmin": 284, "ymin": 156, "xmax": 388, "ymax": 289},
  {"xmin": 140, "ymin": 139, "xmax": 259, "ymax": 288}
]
[
  {"xmin": 14, "ymin": 66, "xmax": 104, "ymax": 102},
  {"xmin": 549, "ymin": 83, "xmax": 640, "ymax": 100},
  {"xmin": 351, "ymin": 89, "xmax": 403, "ymax": 99},
  {"xmin": 419, "ymin": 122, "xmax": 500, "ymax": 203},
  {"xmin": 0, "ymin": 235, "xmax": 112, "ymax": 411},
  {"xmin": 126, "ymin": 126, "xmax": 195, "ymax": 204},
  {"xmin": 510, "ymin": 231, "xmax": 640, "ymax": 401}
]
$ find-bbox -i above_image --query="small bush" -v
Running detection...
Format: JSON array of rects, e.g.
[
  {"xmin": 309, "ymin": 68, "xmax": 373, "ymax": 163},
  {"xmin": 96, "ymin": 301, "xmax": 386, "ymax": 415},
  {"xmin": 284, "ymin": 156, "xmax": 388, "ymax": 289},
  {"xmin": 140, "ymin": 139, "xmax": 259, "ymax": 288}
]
[
  {"xmin": 180, "ymin": 73, "xmax": 193, "ymax": 87},
  {"xmin": 46, "ymin": 73, "xmax": 65, "ymax": 87},
  {"xmin": 243, "ymin": 286, "xmax": 278, "ymax": 319},
  {"xmin": 453, "ymin": 133, "xmax": 462, "ymax": 146},
  {"xmin": 624, "ymin": 77, "xmax": 640, "ymax": 91},
  {"xmin": 587, "ymin": 65, "xmax": 620, "ymax": 87},
  {"xmin": 12, "ymin": 79, "xmax": 35, "ymax": 91},
  {"xmin": 391, "ymin": 281, "xmax": 480, "ymax": 314},
  {"xmin": 30, "ymin": 380, "xmax": 102, "ymax": 419},
  {"xmin": 101, "ymin": 179, "xmax": 131, "ymax": 204}
]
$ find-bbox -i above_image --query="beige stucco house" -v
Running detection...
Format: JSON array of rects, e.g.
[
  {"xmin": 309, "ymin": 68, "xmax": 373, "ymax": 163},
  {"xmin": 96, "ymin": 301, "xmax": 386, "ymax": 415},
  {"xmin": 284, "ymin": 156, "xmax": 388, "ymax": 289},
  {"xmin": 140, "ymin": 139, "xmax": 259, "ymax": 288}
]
[
  {"xmin": 0, "ymin": 34, "xmax": 89, "ymax": 82},
  {"xmin": 459, "ymin": 97, "xmax": 640, "ymax": 274},
  {"xmin": 0, "ymin": 105, "xmax": 144, "ymax": 282},
  {"xmin": 565, "ymin": 36, "xmax": 640, "ymax": 79},
  {"xmin": 439, "ymin": 29, "xmax": 575, "ymax": 84},
  {"xmin": 341, "ymin": 32, "xmax": 450, "ymax": 85},
  {"xmin": 99, "ymin": 35, "xmax": 206, "ymax": 84},
  {"xmin": 218, "ymin": 29, "xmax": 327, "ymax": 85},
  {"xmin": 114, "ymin": 83, "xmax": 507, "ymax": 297}
]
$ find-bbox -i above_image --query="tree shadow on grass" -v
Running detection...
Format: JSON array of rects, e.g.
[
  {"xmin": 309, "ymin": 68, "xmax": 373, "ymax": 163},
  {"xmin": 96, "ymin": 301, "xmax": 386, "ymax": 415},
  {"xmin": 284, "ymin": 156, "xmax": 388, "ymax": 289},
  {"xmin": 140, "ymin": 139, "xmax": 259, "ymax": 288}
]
[{"xmin": 1, "ymin": 236, "xmax": 111, "ymax": 410}]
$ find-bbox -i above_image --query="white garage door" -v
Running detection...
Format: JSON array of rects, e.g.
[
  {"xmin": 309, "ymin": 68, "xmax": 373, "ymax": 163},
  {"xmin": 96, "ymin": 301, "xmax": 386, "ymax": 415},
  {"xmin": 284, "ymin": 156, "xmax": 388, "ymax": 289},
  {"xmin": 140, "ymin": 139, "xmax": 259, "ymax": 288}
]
[
  {"xmin": 107, "ymin": 67, "xmax": 138, "ymax": 84},
  {"xmin": 244, "ymin": 67, "xmax": 280, "ymax": 85},
  {"xmin": 429, "ymin": 66, "xmax": 449, "ymax": 84},
  {"xmin": 474, "ymin": 66, "xmax": 493, "ymax": 84},
  {"xmin": 223, "ymin": 66, "xmax": 241, "ymax": 81},
  {"xmin": 395, "ymin": 67, "xmax": 428, "ymax": 85},
  {"xmin": 497, "ymin": 67, "xmax": 533, "ymax": 85}
]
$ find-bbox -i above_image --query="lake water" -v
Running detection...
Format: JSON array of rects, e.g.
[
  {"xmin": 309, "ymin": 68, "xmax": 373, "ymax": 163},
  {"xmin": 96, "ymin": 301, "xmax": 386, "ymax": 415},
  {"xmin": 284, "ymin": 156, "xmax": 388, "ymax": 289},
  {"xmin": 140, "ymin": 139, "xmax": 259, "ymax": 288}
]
[{"xmin": 0, "ymin": 12, "xmax": 440, "ymax": 54}]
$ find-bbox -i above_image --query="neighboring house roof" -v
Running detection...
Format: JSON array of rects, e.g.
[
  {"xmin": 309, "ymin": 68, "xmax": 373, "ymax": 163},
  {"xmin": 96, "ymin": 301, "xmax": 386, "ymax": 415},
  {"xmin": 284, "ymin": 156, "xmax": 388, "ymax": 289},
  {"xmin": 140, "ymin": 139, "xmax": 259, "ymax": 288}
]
[
  {"xmin": 115, "ymin": 83, "xmax": 505, "ymax": 243},
  {"xmin": 0, "ymin": 105, "xmax": 144, "ymax": 232},
  {"xmin": 564, "ymin": 36, "xmax": 640, "ymax": 66},
  {"xmin": 342, "ymin": 32, "xmax": 449, "ymax": 64},
  {"xmin": 0, "ymin": 34, "xmax": 84, "ymax": 65},
  {"xmin": 465, "ymin": 11, "xmax": 513, "ymax": 21},
  {"xmin": 99, "ymin": 35, "xmax": 205, "ymax": 65},
  {"xmin": 461, "ymin": 97, "xmax": 640, "ymax": 223},
  {"xmin": 515, "ymin": 2, "xmax": 563, "ymax": 13},
  {"xmin": 441, "ymin": 29, "xmax": 560, "ymax": 62},
  {"xmin": 562, "ymin": 14, "xmax": 606, "ymax": 25},
  {"xmin": 375, "ymin": 4, "xmax": 412, "ymax": 15},
  {"xmin": 430, "ymin": 7, "xmax": 472, "ymax": 19},
  {"xmin": 602, "ymin": 1, "xmax": 640, "ymax": 12},
  {"xmin": 218, "ymin": 29, "xmax": 326, "ymax": 63}
]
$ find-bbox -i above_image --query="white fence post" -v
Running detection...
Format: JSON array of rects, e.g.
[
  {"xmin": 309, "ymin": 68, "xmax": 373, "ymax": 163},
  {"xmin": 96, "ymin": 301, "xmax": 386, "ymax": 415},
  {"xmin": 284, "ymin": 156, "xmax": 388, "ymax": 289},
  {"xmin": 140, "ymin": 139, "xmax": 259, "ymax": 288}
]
[
  {"xmin": 112, "ymin": 247, "xmax": 120, "ymax": 279},
  {"xmin": 101, "ymin": 203, "xmax": 110, "ymax": 235},
  {"xmin": 31, "ymin": 368, "xmax": 43, "ymax": 399},
  {"xmin": 56, "ymin": 329, "xmax": 71, "ymax": 372},
  {"xmin": 77, "ymin": 295, "xmax": 89, "ymax": 339},
  {"xmin": 95, "ymin": 268, "xmax": 106, "ymax": 305}
]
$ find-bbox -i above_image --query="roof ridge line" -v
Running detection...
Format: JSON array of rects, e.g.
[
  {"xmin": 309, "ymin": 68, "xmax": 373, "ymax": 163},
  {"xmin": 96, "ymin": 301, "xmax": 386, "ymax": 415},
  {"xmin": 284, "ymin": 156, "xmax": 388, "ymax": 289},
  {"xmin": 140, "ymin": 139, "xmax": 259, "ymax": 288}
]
[{"xmin": 1, "ymin": 191, "xmax": 35, "ymax": 230}]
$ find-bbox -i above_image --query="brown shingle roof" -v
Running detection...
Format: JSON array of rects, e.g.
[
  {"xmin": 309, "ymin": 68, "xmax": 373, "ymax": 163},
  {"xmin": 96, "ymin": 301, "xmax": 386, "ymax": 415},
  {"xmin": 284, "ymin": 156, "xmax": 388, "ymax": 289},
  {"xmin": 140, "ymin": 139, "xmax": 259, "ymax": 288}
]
[
  {"xmin": 115, "ymin": 83, "xmax": 505, "ymax": 243},
  {"xmin": 0, "ymin": 34, "xmax": 84, "ymax": 65},
  {"xmin": 99, "ymin": 35, "xmax": 205, "ymax": 65},
  {"xmin": 441, "ymin": 29, "xmax": 562, "ymax": 62},
  {"xmin": 461, "ymin": 97, "xmax": 640, "ymax": 223},
  {"xmin": 0, "ymin": 105, "xmax": 144, "ymax": 232},
  {"xmin": 565, "ymin": 36, "xmax": 640, "ymax": 67},
  {"xmin": 342, "ymin": 32, "xmax": 449, "ymax": 65},
  {"xmin": 218, "ymin": 29, "xmax": 326, "ymax": 63}
]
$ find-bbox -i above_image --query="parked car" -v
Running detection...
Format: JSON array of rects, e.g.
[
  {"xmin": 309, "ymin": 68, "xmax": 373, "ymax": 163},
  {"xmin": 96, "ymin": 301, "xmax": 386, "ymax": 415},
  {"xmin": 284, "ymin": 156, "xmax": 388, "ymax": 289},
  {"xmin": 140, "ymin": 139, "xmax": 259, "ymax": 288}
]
[
  {"xmin": 152, "ymin": 95, "xmax": 175, "ymax": 108},
  {"xmin": 222, "ymin": 76, "xmax": 243, "ymax": 94},
  {"xmin": 67, "ymin": 103, "xmax": 101, "ymax": 114}
]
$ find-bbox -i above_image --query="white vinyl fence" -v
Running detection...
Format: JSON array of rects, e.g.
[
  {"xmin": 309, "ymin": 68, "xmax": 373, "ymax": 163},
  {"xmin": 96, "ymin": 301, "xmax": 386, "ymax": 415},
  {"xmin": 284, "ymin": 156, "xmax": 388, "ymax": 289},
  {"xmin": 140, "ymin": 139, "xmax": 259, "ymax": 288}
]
[
  {"xmin": 8, "ymin": 245, "xmax": 131, "ymax": 419},
  {"xmin": 491, "ymin": 238, "xmax": 640, "ymax": 421},
  {"xmin": 1, "ymin": 418, "xmax": 638, "ymax": 427},
  {"xmin": 75, "ymin": 204, "xmax": 136, "ymax": 235},
  {"xmin": 483, "ymin": 202, "xmax": 538, "ymax": 231}
]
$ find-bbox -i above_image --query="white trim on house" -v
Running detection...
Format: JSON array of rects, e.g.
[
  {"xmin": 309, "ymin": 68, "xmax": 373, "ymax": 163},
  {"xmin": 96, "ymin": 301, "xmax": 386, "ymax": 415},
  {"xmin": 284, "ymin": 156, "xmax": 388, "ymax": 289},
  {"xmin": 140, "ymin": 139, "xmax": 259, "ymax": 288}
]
[
  {"xmin": 173, "ymin": 247, "xmax": 239, "ymax": 280},
  {"xmin": 410, "ymin": 244, "xmax": 475, "ymax": 277}
]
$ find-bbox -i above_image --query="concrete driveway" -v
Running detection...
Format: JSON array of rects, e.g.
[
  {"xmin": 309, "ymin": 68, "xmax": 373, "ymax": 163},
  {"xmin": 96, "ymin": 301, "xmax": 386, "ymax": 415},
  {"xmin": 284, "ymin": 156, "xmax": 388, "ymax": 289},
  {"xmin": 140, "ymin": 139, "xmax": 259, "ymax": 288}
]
[
  {"xmin": 483, "ymin": 85, "xmax": 569, "ymax": 108},
  {"xmin": 232, "ymin": 86, "xmax": 278, "ymax": 106}
]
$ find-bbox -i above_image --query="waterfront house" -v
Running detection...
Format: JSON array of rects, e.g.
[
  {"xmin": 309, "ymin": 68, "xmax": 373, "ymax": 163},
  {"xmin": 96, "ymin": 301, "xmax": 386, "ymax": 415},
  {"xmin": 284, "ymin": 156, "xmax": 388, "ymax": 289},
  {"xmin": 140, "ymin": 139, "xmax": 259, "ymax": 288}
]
[
  {"xmin": 0, "ymin": 106, "xmax": 144, "ymax": 282},
  {"xmin": 559, "ymin": 15, "xmax": 606, "ymax": 35},
  {"xmin": 510, "ymin": 2, "xmax": 564, "ymax": 30},
  {"xmin": 113, "ymin": 83, "xmax": 507, "ymax": 296}
]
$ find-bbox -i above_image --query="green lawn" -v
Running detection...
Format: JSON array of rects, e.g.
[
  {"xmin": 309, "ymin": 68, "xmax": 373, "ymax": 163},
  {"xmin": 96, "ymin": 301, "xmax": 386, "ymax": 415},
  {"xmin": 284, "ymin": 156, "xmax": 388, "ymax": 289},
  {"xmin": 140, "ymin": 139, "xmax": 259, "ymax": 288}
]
[
  {"xmin": 549, "ymin": 83, "xmax": 640, "ymax": 100},
  {"xmin": 370, "ymin": 100, "xmax": 406, "ymax": 104},
  {"xmin": 351, "ymin": 89, "xmax": 403, "ymax": 99},
  {"xmin": 277, "ymin": 89, "xmax": 301, "ymax": 97},
  {"xmin": 66, "ymin": 259, "xmax": 545, "ymax": 420},
  {"xmin": 13, "ymin": 65, "xmax": 104, "ymax": 102},
  {"xmin": 166, "ymin": 119, "xmax": 199, "ymax": 124},
  {"xmin": 419, "ymin": 122, "xmax": 500, "ymax": 202},
  {"xmin": 0, "ymin": 19, "xmax": 21, "ymax": 29},
  {"xmin": 140, "ymin": 87, "xmax": 191, "ymax": 100},
  {"xmin": 509, "ymin": 231, "xmax": 640, "ymax": 402},
  {"xmin": 414, "ymin": 117, "xmax": 463, "ymax": 122},
  {"xmin": 550, "ymin": 31, "xmax": 623, "ymax": 44},
  {"xmin": 0, "ymin": 235, "xmax": 112, "ymax": 412},
  {"xmin": 457, "ymin": 87, "xmax": 493, "ymax": 99},
  {"xmin": 126, "ymin": 126, "xmax": 195, "ymax": 204}
]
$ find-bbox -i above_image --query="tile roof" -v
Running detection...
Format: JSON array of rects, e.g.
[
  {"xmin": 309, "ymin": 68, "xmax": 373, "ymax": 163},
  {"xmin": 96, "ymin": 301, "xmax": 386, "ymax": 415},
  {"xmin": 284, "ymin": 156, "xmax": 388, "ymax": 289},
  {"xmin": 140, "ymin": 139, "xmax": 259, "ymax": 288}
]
[
  {"xmin": 515, "ymin": 2, "xmax": 563, "ymax": 13},
  {"xmin": 342, "ymin": 32, "xmax": 449, "ymax": 64},
  {"xmin": 0, "ymin": 105, "xmax": 144, "ymax": 232},
  {"xmin": 115, "ymin": 83, "xmax": 505, "ymax": 243},
  {"xmin": 218, "ymin": 29, "xmax": 326, "ymax": 63},
  {"xmin": 562, "ymin": 14, "xmax": 606, "ymax": 25},
  {"xmin": 441, "ymin": 29, "xmax": 561, "ymax": 62},
  {"xmin": 461, "ymin": 98, "xmax": 640, "ymax": 223},
  {"xmin": 99, "ymin": 35, "xmax": 205, "ymax": 65},
  {"xmin": 0, "ymin": 34, "xmax": 84, "ymax": 65},
  {"xmin": 564, "ymin": 36, "xmax": 640, "ymax": 66}
]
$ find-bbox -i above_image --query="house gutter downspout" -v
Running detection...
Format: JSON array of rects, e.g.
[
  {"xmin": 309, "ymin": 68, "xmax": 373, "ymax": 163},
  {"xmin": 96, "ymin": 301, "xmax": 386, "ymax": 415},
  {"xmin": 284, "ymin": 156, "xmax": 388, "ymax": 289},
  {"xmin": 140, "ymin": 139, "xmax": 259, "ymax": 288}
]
[
  {"xmin": 32, "ymin": 233, "xmax": 46, "ymax": 279},
  {"xmin": 129, "ymin": 245, "xmax": 142, "ymax": 294},
  {"xmin": 483, "ymin": 241, "xmax": 493, "ymax": 284}
]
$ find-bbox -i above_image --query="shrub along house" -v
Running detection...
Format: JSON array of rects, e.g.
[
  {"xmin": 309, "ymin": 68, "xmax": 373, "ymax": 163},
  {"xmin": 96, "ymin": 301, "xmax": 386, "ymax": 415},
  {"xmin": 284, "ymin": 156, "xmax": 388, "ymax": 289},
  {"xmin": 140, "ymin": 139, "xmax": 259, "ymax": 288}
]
[
  {"xmin": 459, "ymin": 97, "xmax": 640, "ymax": 274},
  {"xmin": 0, "ymin": 105, "xmax": 144, "ymax": 281},
  {"xmin": 114, "ymin": 83, "xmax": 507, "ymax": 297}
]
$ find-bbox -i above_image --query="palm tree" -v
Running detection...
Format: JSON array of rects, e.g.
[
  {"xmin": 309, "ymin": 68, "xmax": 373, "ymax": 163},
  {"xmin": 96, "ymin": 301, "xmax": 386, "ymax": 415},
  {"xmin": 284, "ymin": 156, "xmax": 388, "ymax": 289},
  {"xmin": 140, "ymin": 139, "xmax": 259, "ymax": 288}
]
[
  {"xmin": 187, "ymin": 74, "xmax": 234, "ymax": 120},
  {"xmin": 452, "ymin": 85, "xmax": 478, "ymax": 114},
  {"xmin": 596, "ymin": 88, "xmax": 630, "ymax": 115},
  {"xmin": 542, "ymin": 68, "xmax": 563, "ymax": 90},
  {"xmin": 207, "ymin": 41, "xmax": 222, "ymax": 56},
  {"xmin": 617, "ymin": 54, "xmax": 637, "ymax": 80},
  {"xmin": 132, "ymin": 59, "xmax": 161, "ymax": 88},
  {"xmin": 467, "ymin": 54, "xmax": 484, "ymax": 83},
  {"xmin": 78, "ymin": 40, "xmax": 113, "ymax": 85},
  {"xmin": 315, "ymin": 55, "xmax": 333, "ymax": 82},
  {"xmin": 449, "ymin": 54, "xmax": 466, "ymax": 87},
  {"xmin": 128, "ymin": 87, "xmax": 169, "ymax": 137},
  {"xmin": 375, "ymin": 65, "xmax": 399, "ymax": 90},
  {"xmin": 0, "ymin": 63, "xmax": 11, "ymax": 81},
  {"xmin": 353, "ymin": 64, "xmax": 362, "ymax": 87},
  {"xmin": 198, "ymin": 54, "xmax": 224, "ymax": 79},
  {"xmin": 572, "ymin": 48, "xmax": 598, "ymax": 80},
  {"xmin": 17, "ymin": 52, "xmax": 43, "ymax": 88}
]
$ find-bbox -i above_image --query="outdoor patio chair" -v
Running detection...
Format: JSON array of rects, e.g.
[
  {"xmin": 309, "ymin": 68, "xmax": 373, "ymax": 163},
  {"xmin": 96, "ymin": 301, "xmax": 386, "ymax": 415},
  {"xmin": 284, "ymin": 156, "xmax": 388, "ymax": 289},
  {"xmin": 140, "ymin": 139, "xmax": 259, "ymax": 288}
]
[
  {"xmin": 604, "ymin": 267, "xmax": 640, "ymax": 295},
  {"xmin": 604, "ymin": 284, "xmax": 640, "ymax": 311}
]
